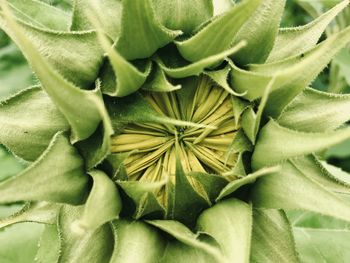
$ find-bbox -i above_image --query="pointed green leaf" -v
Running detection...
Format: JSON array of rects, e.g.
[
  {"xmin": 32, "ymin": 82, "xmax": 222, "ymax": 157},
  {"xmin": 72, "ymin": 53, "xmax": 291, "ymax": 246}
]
[
  {"xmin": 0, "ymin": 5, "xmax": 112, "ymax": 142},
  {"xmin": 153, "ymin": 0, "xmax": 213, "ymax": 34},
  {"xmin": 71, "ymin": 0, "xmax": 122, "ymax": 40},
  {"xmin": 147, "ymin": 220, "xmax": 224, "ymax": 262},
  {"xmin": 0, "ymin": 202, "xmax": 60, "ymax": 229},
  {"xmin": 73, "ymin": 170, "xmax": 121, "ymax": 234},
  {"xmin": 142, "ymin": 63, "xmax": 181, "ymax": 92},
  {"xmin": 232, "ymin": 0, "xmax": 286, "ymax": 65},
  {"xmin": 294, "ymin": 227, "xmax": 350, "ymax": 263},
  {"xmin": 92, "ymin": 17, "xmax": 152, "ymax": 97},
  {"xmin": 7, "ymin": 0, "xmax": 70, "ymax": 30},
  {"xmin": 117, "ymin": 180, "xmax": 165, "ymax": 219},
  {"xmin": 175, "ymin": 0, "xmax": 261, "ymax": 62},
  {"xmin": 170, "ymin": 154, "xmax": 209, "ymax": 225},
  {"xmin": 197, "ymin": 199, "xmax": 252, "ymax": 263},
  {"xmin": 58, "ymin": 205, "xmax": 114, "ymax": 263},
  {"xmin": 204, "ymin": 65, "xmax": 246, "ymax": 96},
  {"xmin": 74, "ymin": 80, "xmax": 114, "ymax": 168},
  {"xmin": 101, "ymin": 153, "xmax": 129, "ymax": 180},
  {"xmin": 75, "ymin": 120, "xmax": 113, "ymax": 169},
  {"xmin": 252, "ymin": 120, "xmax": 350, "ymax": 170},
  {"xmin": 250, "ymin": 209, "xmax": 299, "ymax": 263},
  {"xmin": 291, "ymin": 155, "xmax": 350, "ymax": 195},
  {"xmin": 241, "ymin": 107, "xmax": 257, "ymax": 143},
  {"xmin": 116, "ymin": 0, "xmax": 181, "ymax": 60},
  {"xmin": 268, "ymin": 0, "xmax": 349, "ymax": 62},
  {"xmin": 217, "ymin": 166, "xmax": 280, "ymax": 201},
  {"xmin": 189, "ymin": 172, "xmax": 229, "ymax": 203},
  {"xmin": 70, "ymin": 0, "xmax": 92, "ymax": 31},
  {"xmin": 226, "ymin": 129, "xmax": 253, "ymax": 156},
  {"xmin": 0, "ymin": 222, "xmax": 43, "ymax": 263},
  {"xmin": 241, "ymin": 77, "xmax": 274, "ymax": 143},
  {"xmin": 110, "ymin": 220, "xmax": 165, "ymax": 263},
  {"xmin": 321, "ymin": 161, "xmax": 350, "ymax": 185},
  {"xmin": 0, "ymin": 86, "xmax": 69, "ymax": 161},
  {"xmin": 251, "ymin": 161, "xmax": 350, "ymax": 223},
  {"xmin": 230, "ymin": 153, "xmax": 248, "ymax": 176},
  {"xmin": 0, "ymin": 132, "xmax": 89, "ymax": 205},
  {"xmin": 231, "ymin": 95, "xmax": 250, "ymax": 126},
  {"xmin": 278, "ymin": 87, "xmax": 350, "ymax": 132},
  {"xmin": 158, "ymin": 41, "xmax": 246, "ymax": 78},
  {"xmin": 231, "ymin": 25, "xmax": 350, "ymax": 116}
]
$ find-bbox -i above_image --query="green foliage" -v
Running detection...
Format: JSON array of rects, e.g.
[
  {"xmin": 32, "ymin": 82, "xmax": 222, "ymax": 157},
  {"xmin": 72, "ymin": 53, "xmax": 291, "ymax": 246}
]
[{"xmin": 1, "ymin": 0, "xmax": 350, "ymax": 262}]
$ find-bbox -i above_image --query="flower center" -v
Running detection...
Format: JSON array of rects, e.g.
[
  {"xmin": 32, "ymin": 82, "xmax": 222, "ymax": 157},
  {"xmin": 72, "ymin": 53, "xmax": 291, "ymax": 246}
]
[{"xmin": 111, "ymin": 76, "xmax": 239, "ymax": 193}]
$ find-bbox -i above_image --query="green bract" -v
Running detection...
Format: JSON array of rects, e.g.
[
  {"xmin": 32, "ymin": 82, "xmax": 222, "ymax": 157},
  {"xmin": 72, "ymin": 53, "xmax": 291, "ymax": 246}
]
[{"xmin": 1, "ymin": 0, "xmax": 350, "ymax": 262}]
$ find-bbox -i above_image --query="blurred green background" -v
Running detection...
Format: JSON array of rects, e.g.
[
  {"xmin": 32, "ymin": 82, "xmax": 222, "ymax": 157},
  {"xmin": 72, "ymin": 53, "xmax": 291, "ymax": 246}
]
[{"xmin": 0, "ymin": 0, "xmax": 350, "ymax": 262}]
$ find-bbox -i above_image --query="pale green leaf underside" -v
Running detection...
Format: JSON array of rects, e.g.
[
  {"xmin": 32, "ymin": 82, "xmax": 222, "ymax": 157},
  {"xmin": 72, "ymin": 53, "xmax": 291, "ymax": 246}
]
[
  {"xmin": 176, "ymin": 0, "xmax": 261, "ymax": 62},
  {"xmin": 293, "ymin": 227, "xmax": 350, "ymax": 263},
  {"xmin": 159, "ymin": 41, "xmax": 246, "ymax": 78},
  {"xmin": 0, "ymin": 202, "xmax": 59, "ymax": 229},
  {"xmin": 93, "ymin": 20, "xmax": 151, "ymax": 97},
  {"xmin": 287, "ymin": 210, "xmax": 350, "ymax": 230},
  {"xmin": 36, "ymin": 224, "xmax": 61, "ymax": 263},
  {"xmin": 73, "ymin": 170, "xmax": 122, "ymax": 234},
  {"xmin": 241, "ymin": 78, "xmax": 274, "ymax": 143},
  {"xmin": 217, "ymin": 166, "xmax": 280, "ymax": 201},
  {"xmin": 159, "ymin": 240, "xmax": 218, "ymax": 263},
  {"xmin": 197, "ymin": 199, "xmax": 252, "ymax": 263},
  {"xmin": 153, "ymin": 0, "xmax": 213, "ymax": 34},
  {"xmin": 0, "ymin": 132, "xmax": 89, "ymax": 205},
  {"xmin": 7, "ymin": 0, "xmax": 70, "ymax": 31},
  {"xmin": 268, "ymin": 0, "xmax": 349, "ymax": 62},
  {"xmin": 117, "ymin": 180, "xmax": 165, "ymax": 219},
  {"xmin": 231, "ymin": 24, "xmax": 350, "ymax": 117},
  {"xmin": 250, "ymin": 209, "xmax": 299, "ymax": 263},
  {"xmin": 0, "ymin": 15, "xmax": 103, "ymax": 88},
  {"xmin": 213, "ymin": 0, "xmax": 235, "ymax": 16},
  {"xmin": 110, "ymin": 220, "xmax": 165, "ymax": 263},
  {"xmin": 252, "ymin": 120, "xmax": 350, "ymax": 170},
  {"xmin": 291, "ymin": 155, "xmax": 350, "ymax": 195},
  {"xmin": 0, "ymin": 222, "xmax": 43, "ymax": 263},
  {"xmin": 58, "ymin": 205, "xmax": 114, "ymax": 263},
  {"xmin": 0, "ymin": 5, "xmax": 111, "ymax": 142},
  {"xmin": 232, "ymin": 0, "xmax": 286, "ymax": 65},
  {"xmin": 116, "ymin": 0, "xmax": 181, "ymax": 60},
  {"xmin": 0, "ymin": 86, "xmax": 69, "ymax": 161},
  {"xmin": 146, "ymin": 220, "xmax": 223, "ymax": 262},
  {"xmin": 71, "ymin": 0, "xmax": 122, "ymax": 40},
  {"xmin": 75, "ymin": 79, "xmax": 114, "ymax": 169},
  {"xmin": 204, "ymin": 65, "xmax": 246, "ymax": 96},
  {"xmin": 142, "ymin": 63, "xmax": 181, "ymax": 92},
  {"xmin": 321, "ymin": 161, "xmax": 350, "ymax": 185},
  {"xmin": 278, "ymin": 87, "xmax": 350, "ymax": 132},
  {"xmin": 251, "ymin": 161, "xmax": 350, "ymax": 223}
]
